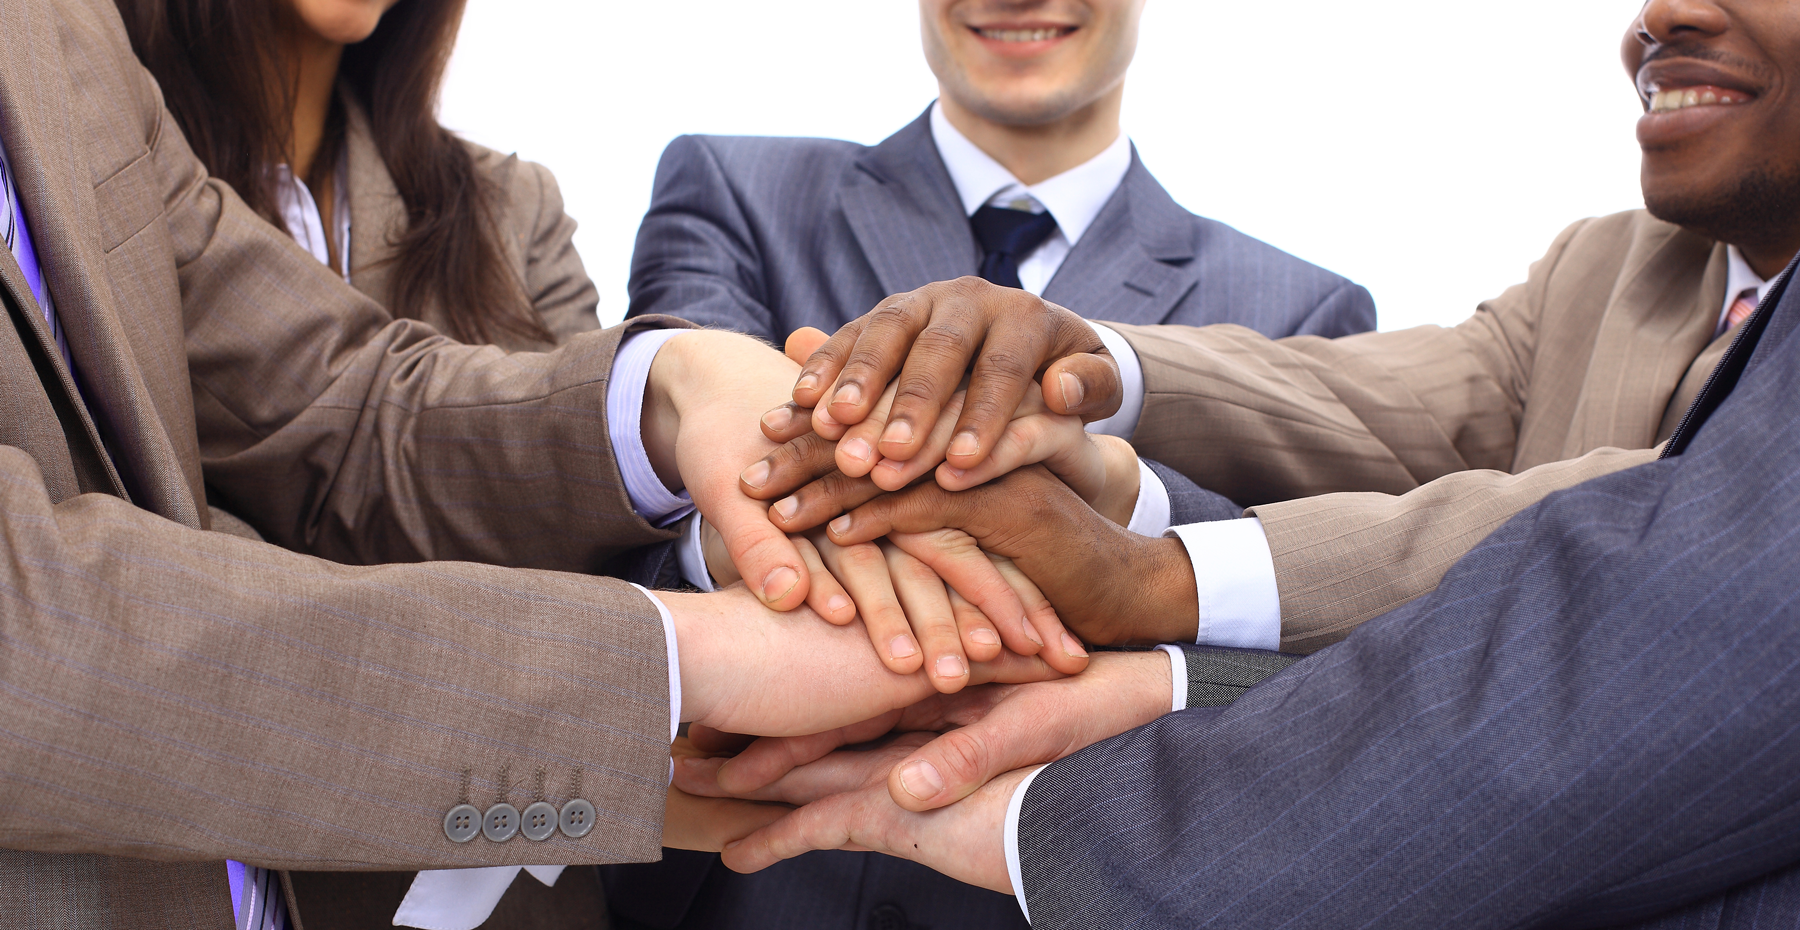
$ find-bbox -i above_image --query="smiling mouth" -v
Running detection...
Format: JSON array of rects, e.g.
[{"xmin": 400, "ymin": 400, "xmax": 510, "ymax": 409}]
[
  {"xmin": 973, "ymin": 26, "xmax": 1076, "ymax": 42},
  {"xmin": 1648, "ymin": 85, "xmax": 1754, "ymax": 112}
]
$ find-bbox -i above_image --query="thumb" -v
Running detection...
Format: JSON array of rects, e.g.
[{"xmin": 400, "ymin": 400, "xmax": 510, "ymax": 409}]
[
  {"xmin": 711, "ymin": 496, "xmax": 811, "ymax": 609},
  {"xmin": 1042, "ymin": 352, "xmax": 1122, "ymax": 421},
  {"xmin": 785, "ymin": 326, "xmax": 832, "ymax": 366},
  {"xmin": 885, "ymin": 705, "xmax": 1060, "ymax": 812}
]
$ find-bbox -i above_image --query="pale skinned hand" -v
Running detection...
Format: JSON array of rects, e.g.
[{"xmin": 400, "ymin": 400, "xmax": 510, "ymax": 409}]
[
  {"xmin": 784, "ymin": 278, "xmax": 1123, "ymax": 472},
  {"xmin": 662, "ymin": 737, "xmax": 791, "ymax": 851},
  {"xmin": 675, "ymin": 651, "xmax": 1172, "ymax": 812},
  {"xmin": 663, "ymin": 585, "xmax": 1067, "ymax": 738}
]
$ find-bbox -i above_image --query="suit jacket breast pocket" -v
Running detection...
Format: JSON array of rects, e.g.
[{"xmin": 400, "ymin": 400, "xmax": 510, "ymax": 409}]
[{"xmin": 92, "ymin": 149, "xmax": 161, "ymax": 254}]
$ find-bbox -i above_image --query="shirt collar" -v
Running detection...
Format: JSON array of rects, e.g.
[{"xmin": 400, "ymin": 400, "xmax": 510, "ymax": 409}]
[
  {"xmin": 928, "ymin": 101, "xmax": 1132, "ymax": 247},
  {"xmin": 1724, "ymin": 244, "xmax": 1774, "ymax": 321}
]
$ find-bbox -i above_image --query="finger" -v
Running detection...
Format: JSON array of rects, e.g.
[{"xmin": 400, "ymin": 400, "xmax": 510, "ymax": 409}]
[
  {"xmin": 950, "ymin": 305, "xmax": 1115, "ymax": 468},
  {"xmin": 872, "ymin": 290, "xmax": 985, "ymax": 463},
  {"xmin": 884, "ymin": 530, "xmax": 1035, "ymax": 657},
  {"xmin": 794, "ymin": 535, "xmax": 856, "ymax": 625},
  {"xmin": 935, "ymin": 412, "xmax": 1101, "ymax": 501},
  {"xmin": 768, "ymin": 468, "xmax": 886, "ymax": 534},
  {"xmin": 811, "ymin": 536, "xmax": 921, "ymax": 673},
  {"xmin": 946, "ymin": 587, "xmax": 1002, "ymax": 663},
  {"xmin": 742, "ymin": 432, "xmax": 837, "ymax": 501},
  {"xmin": 1041, "ymin": 351, "xmax": 1124, "ymax": 422},
  {"xmin": 758, "ymin": 402, "xmax": 815, "ymax": 445},
  {"xmin": 836, "ymin": 380, "xmax": 900, "ymax": 478},
  {"xmin": 698, "ymin": 711, "xmax": 905, "ymax": 796},
  {"xmin": 721, "ymin": 790, "xmax": 870, "ymax": 873},
  {"xmin": 883, "ymin": 542, "xmax": 969, "ymax": 694},
  {"xmin": 793, "ymin": 317, "xmax": 866, "ymax": 409},
  {"xmin": 688, "ymin": 724, "xmax": 756, "ymax": 756},
  {"xmin": 868, "ymin": 391, "xmax": 967, "ymax": 492},
  {"xmin": 661, "ymin": 784, "xmax": 793, "ymax": 853},
  {"xmin": 887, "ymin": 717, "xmax": 1065, "ymax": 813},
  {"xmin": 991, "ymin": 555, "xmax": 1090, "ymax": 675},
  {"xmin": 712, "ymin": 496, "xmax": 811, "ymax": 610},
  {"xmin": 823, "ymin": 292, "xmax": 931, "ymax": 428},
  {"xmin": 784, "ymin": 326, "xmax": 831, "ymax": 366}
]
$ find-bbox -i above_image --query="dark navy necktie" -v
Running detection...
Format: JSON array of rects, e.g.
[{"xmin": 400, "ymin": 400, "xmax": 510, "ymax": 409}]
[{"xmin": 971, "ymin": 204, "xmax": 1059, "ymax": 290}]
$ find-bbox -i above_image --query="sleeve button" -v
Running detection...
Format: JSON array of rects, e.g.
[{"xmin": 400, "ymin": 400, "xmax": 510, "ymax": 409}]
[
  {"xmin": 559, "ymin": 798, "xmax": 596, "ymax": 839},
  {"xmin": 482, "ymin": 803, "xmax": 520, "ymax": 842},
  {"xmin": 444, "ymin": 804, "xmax": 481, "ymax": 844},
  {"xmin": 521, "ymin": 801, "xmax": 559, "ymax": 841}
]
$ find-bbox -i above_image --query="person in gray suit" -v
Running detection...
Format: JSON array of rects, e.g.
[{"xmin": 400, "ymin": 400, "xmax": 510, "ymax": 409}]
[
  {"xmin": 702, "ymin": 246, "xmax": 1800, "ymax": 929},
  {"xmin": 624, "ymin": 1, "xmax": 1374, "ymax": 347},
  {"xmin": 609, "ymin": 1, "xmax": 1372, "ymax": 926}
]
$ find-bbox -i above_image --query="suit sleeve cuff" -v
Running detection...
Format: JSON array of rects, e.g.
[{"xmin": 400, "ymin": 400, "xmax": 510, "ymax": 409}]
[
  {"xmin": 609, "ymin": 329, "xmax": 695, "ymax": 527},
  {"xmin": 1125, "ymin": 458, "xmax": 1172, "ymax": 536},
  {"xmin": 1083, "ymin": 322, "xmax": 1144, "ymax": 440},
  {"xmin": 1166, "ymin": 518, "xmax": 1281, "ymax": 651},
  {"xmin": 1004, "ymin": 764, "xmax": 1051, "ymax": 924}
]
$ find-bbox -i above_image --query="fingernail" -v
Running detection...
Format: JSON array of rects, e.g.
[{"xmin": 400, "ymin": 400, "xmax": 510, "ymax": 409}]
[
  {"xmin": 890, "ymin": 634, "xmax": 919, "ymax": 659},
  {"xmin": 1058, "ymin": 371, "xmax": 1085, "ymax": 409},
  {"xmin": 761, "ymin": 406, "xmax": 794, "ymax": 433},
  {"xmin": 795, "ymin": 373, "xmax": 821, "ymax": 396},
  {"xmin": 815, "ymin": 405, "xmax": 840, "ymax": 428},
  {"xmin": 948, "ymin": 431, "xmax": 980, "ymax": 459},
  {"xmin": 829, "ymin": 515, "xmax": 852, "ymax": 536},
  {"xmin": 1022, "ymin": 616, "xmax": 1044, "ymax": 646},
  {"xmin": 741, "ymin": 460, "xmax": 772, "ymax": 489},
  {"xmin": 827, "ymin": 595, "xmax": 851, "ymax": 614},
  {"xmin": 773, "ymin": 497, "xmax": 799, "ymax": 522},
  {"xmin": 762, "ymin": 566, "xmax": 799, "ymax": 602},
  {"xmin": 833, "ymin": 383, "xmax": 863, "ymax": 408},
  {"xmin": 943, "ymin": 466, "xmax": 967, "ymax": 481},
  {"xmin": 881, "ymin": 420, "xmax": 914, "ymax": 447},
  {"xmin": 1061, "ymin": 631, "xmax": 1089, "ymax": 658},
  {"xmin": 842, "ymin": 438, "xmax": 872, "ymax": 463},
  {"xmin": 969, "ymin": 627, "xmax": 1000, "ymax": 646},
  {"xmin": 936, "ymin": 654, "xmax": 966, "ymax": 679},
  {"xmin": 898, "ymin": 760, "xmax": 945, "ymax": 800}
]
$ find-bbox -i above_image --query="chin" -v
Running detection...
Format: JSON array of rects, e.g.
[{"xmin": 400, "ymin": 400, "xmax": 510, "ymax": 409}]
[
  {"xmin": 1644, "ymin": 164, "xmax": 1800, "ymax": 249},
  {"xmin": 960, "ymin": 84, "xmax": 1091, "ymax": 127}
]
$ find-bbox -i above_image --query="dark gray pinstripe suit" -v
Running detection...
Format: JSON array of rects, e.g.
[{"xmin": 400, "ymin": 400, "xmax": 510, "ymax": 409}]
[{"xmin": 1016, "ymin": 257, "xmax": 1800, "ymax": 928}]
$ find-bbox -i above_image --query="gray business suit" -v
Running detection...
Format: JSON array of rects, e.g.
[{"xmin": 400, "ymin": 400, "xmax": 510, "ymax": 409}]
[
  {"xmin": 608, "ymin": 108, "xmax": 1370, "ymax": 930},
  {"xmin": 625, "ymin": 108, "xmax": 1376, "ymax": 342},
  {"xmin": 1015, "ymin": 258, "xmax": 1800, "ymax": 928}
]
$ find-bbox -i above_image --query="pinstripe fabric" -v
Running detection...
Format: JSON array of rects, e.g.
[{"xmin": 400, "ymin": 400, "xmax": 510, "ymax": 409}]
[
  {"xmin": 1175, "ymin": 644, "xmax": 1297, "ymax": 708},
  {"xmin": 1112, "ymin": 210, "xmax": 1738, "ymax": 651},
  {"xmin": 1015, "ymin": 252, "xmax": 1800, "ymax": 929},
  {"xmin": 623, "ymin": 110, "xmax": 1376, "ymax": 345},
  {"xmin": 0, "ymin": 1, "xmax": 687, "ymax": 925}
]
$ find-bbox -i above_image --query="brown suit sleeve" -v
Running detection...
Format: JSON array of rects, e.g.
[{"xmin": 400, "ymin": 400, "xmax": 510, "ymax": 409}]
[
  {"xmin": 1113, "ymin": 220, "xmax": 1641, "ymax": 650},
  {"xmin": 155, "ymin": 101, "xmax": 676, "ymax": 569},
  {"xmin": 0, "ymin": 446, "xmax": 672, "ymax": 869},
  {"xmin": 510, "ymin": 158, "xmax": 602, "ymax": 343}
]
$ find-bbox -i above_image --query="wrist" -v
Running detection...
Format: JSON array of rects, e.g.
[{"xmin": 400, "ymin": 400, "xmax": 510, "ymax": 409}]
[
  {"xmin": 1124, "ymin": 535, "xmax": 1200, "ymax": 644},
  {"xmin": 643, "ymin": 332, "xmax": 694, "ymax": 491},
  {"xmin": 660, "ymin": 589, "xmax": 720, "ymax": 726}
]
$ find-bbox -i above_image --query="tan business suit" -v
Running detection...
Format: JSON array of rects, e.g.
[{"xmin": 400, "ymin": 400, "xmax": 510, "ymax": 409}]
[
  {"xmin": 0, "ymin": 1, "xmax": 685, "ymax": 927},
  {"xmin": 1115, "ymin": 210, "xmax": 1735, "ymax": 652},
  {"xmin": 339, "ymin": 92, "xmax": 600, "ymax": 351}
]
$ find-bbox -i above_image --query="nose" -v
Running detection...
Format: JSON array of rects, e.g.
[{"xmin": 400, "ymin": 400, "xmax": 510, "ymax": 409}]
[{"xmin": 1638, "ymin": 0, "xmax": 1730, "ymax": 47}]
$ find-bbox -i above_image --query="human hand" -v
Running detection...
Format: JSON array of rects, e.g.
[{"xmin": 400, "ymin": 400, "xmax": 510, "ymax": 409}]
[
  {"xmin": 663, "ymin": 584, "xmax": 1066, "ymax": 738},
  {"xmin": 662, "ymin": 737, "xmax": 791, "ymax": 851},
  {"xmin": 675, "ymin": 650, "xmax": 1172, "ymax": 811},
  {"xmin": 826, "ymin": 466, "xmax": 1201, "ymax": 647},
  {"xmin": 785, "ymin": 277, "xmax": 1122, "ymax": 471}
]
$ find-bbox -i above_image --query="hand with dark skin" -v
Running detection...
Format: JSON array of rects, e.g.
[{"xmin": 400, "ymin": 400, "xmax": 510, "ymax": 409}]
[
  {"xmin": 784, "ymin": 278, "xmax": 1124, "ymax": 472},
  {"xmin": 817, "ymin": 465, "xmax": 1202, "ymax": 648}
]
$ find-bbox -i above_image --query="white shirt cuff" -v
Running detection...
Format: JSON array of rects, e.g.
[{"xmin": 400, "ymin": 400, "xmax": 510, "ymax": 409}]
[
  {"xmin": 677, "ymin": 514, "xmax": 718, "ymax": 592},
  {"xmin": 1125, "ymin": 459, "xmax": 1171, "ymax": 536},
  {"xmin": 1165, "ymin": 518, "xmax": 1281, "ymax": 651},
  {"xmin": 630, "ymin": 584, "xmax": 682, "ymax": 745},
  {"xmin": 1004, "ymin": 764, "xmax": 1051, "ymax": 924},
  {"xmin": 608, "ymin": 329, "xmax": 695, "ymax": 527},
  {"xmin": 1083, "ymin": 322, "xmax": 1145, "ymax": 440},
  {"xmin": 395, "ymin": 866, "xmax": 565, "ymax": 930},
  {"xmin": 1155, "ymin": 644, "xmax": 1188, "ymax": 712}
]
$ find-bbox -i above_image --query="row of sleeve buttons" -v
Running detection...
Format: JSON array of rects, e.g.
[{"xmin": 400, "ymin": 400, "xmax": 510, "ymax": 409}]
[{"xmin": 443, "ymin": 799, "xmax": 596, "ymax": 843}]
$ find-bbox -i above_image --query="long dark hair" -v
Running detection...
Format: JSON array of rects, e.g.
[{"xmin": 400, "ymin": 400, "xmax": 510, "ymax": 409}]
[{"xmin": 115, "ymin": 0, "xmax": 550, "ymax": 345}]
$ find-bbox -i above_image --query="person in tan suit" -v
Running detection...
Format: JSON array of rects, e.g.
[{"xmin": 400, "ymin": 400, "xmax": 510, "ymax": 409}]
[
  {"xmin": 0, "ymin": 2, "xmax": 1067, "ymax": 928},
  {"xmin": 114, "ymin": 0, "xmax": 596, "ymax": 352},
  {"xmin": 743, "ymin": 0, "xmax": 1800, "ymax": 655}
]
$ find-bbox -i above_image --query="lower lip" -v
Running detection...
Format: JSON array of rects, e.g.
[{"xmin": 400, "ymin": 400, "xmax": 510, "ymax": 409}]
[
  {"xmin": 1637, "ymin": 98, "xmax": 1756, "ymax": 148},
  {"xmin": 970, "ymin": 28, "xmax": 1076, "ymax": 58}
]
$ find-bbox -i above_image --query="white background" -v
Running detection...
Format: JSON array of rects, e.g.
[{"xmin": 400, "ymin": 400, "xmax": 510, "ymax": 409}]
[{"xmin": 440, "ymin": 1, "xmax": 1651, "ymax": 332}]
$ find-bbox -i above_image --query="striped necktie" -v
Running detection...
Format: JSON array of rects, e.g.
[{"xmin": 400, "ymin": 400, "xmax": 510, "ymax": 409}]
[
  {"xmin": 1720, "ymin": 287, "xmax": 1758, "ymax": 338},
  {"xmin": 0, "ymin": 143, "xmax": 71, "ymax": 363}
]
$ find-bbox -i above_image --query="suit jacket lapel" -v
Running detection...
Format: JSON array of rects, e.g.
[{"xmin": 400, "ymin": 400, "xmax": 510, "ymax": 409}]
[
  {"xmin": 1042, "ymin": 152, "xmax": 1197, "ymax": 324},
  {"xmin": 0, "ymin": 0, "xmax": 199, "ymax": 522},
  {"xmin": 838, "ymin": 109, "xmax": 979, "ymax": 297}
]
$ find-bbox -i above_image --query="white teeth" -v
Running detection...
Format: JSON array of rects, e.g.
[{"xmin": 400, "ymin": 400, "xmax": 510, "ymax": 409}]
[
  {"xmin": 980, "ymin": 27, "xmax": 1066, "ymax": 42},
  {"xmin": 1650, "ymin": 88, "xmax": 1746, "ymax": 112}
]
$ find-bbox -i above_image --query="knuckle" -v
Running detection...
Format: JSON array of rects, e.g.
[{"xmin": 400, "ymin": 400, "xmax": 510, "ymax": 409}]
[{"xmin": 931, "ymin": 730, "xmax": 992, "ymax": 785}]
